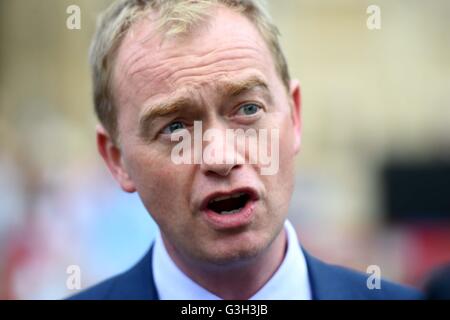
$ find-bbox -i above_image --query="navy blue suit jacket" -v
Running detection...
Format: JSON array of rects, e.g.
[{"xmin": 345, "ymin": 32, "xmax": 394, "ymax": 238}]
[{"xmin": 69, "ymin": 246, "xmax": 422, "ymax": 300}]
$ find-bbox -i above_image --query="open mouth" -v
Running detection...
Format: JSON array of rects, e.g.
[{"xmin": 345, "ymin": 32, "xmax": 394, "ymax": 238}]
[{"xmin": 207, "ymin": 192, "xmax": 251, "ymax": 215}]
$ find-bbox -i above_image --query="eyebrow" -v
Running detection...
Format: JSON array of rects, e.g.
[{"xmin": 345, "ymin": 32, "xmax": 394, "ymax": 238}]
[
  {"xmin": 223, "ymin": 76, "xmax": 270, "ymax": 98},
  {"xmin": 138, "ymin": 76, "xmax": 271, "ymax": 137}
]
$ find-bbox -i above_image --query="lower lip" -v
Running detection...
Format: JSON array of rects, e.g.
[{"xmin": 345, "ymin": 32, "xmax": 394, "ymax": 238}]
[{"xmin": 202, "ymin": 199, "xmax": 256, "ymax": 230}]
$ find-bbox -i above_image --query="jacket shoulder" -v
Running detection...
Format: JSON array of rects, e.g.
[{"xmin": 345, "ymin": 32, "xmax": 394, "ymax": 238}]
[
  {"xmin": 304, "ymin": 251, "xmax": 423, "ymax": 300},
  {"xmin": 67, "ymin": 274, "xmax": 120, "ymax": 300},
  {"xmin": 67, "ymin": 247, "xmax": 158, "ymax": 300}
]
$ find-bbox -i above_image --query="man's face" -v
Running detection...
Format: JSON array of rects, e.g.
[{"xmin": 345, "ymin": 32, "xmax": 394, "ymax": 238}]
[{"xmin": 105, "ymin": 6, "xmax": 301, "ymax": 265}]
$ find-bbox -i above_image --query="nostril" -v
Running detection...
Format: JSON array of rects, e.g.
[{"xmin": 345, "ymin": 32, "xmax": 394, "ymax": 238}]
[{"xmin": 204, "ymin": 162, "xmax": 241, "ymax": 177}]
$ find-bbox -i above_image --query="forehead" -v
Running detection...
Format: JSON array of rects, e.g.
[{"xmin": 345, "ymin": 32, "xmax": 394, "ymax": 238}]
[{"xmin": 112, "ymin": 5, "xmax": 278, "ymax": 109}]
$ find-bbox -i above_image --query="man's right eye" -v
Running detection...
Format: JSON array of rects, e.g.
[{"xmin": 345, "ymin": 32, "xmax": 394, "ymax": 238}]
[{"xmin": 161, "ymin": 121, "xmax": 186, "ymax": 135}]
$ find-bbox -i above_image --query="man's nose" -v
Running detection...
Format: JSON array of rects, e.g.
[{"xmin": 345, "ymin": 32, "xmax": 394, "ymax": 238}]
[{"xmin": 200, "ymin": 127, "xmax": 244, "ymax": 177}]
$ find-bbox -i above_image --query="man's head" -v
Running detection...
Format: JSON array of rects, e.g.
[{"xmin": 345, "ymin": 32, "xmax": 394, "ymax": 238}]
[{"xmin": 93, "ymin": 0, "xmax": 302, "ymax": 267}]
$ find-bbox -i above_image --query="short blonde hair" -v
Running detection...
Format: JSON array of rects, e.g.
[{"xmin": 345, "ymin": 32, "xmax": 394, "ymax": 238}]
[{"xmin": 90, "ymin": 0, "xmax": 291, "ymax": 142}]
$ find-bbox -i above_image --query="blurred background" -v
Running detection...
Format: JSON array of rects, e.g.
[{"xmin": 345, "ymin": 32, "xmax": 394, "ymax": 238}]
[{"xmin": 0, "ymin": 0, "xmax": 449, "ymax": 299}]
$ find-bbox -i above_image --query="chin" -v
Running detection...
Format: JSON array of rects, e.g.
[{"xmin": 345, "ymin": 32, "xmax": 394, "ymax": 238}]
[{"xmin": 201, "ymin": 233, "xmax": 272, "ymax": 266}]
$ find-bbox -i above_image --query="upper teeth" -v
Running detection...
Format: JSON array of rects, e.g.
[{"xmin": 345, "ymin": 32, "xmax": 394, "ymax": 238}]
[{"xmin": 209, "ymin": 192, "xmax": 246, "ymax": 203}]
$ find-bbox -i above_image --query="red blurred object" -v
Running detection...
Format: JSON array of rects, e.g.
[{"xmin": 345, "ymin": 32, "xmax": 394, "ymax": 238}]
[{"xmin": 405, "ymin": 223, "xmax": 450, "ymax": 286}]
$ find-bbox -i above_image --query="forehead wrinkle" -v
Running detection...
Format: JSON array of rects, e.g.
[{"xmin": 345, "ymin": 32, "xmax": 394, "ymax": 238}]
[
  {"xmin": 164, "ymin": 55, "xmax": 265, "ymax": 85},
  {"xmin": 128, "ymin": 42, "xmax": 265, "ymax": 80},
  {"xmin": 144, "ymin": 61, "xmax": 268, "ymax": 99},
  {"xmin": 115, "ymin": 52, "xmax": 148, "ymax": 97},
  {"xmin": 121, "ymin": 30, "xmax": 269, "ymax": 82},
  {"xmin": 131, "ymin": 63, "xmax": 264, "ymax": 110}
]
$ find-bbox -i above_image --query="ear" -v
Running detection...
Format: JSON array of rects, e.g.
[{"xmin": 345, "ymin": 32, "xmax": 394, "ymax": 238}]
[
  {"xmin": 289, "ymin": 79, "xmax": 302, "ymax": 154},
  {"xmin": 96, "ymin": 124, "xmax": 136, "ymax": 193}
]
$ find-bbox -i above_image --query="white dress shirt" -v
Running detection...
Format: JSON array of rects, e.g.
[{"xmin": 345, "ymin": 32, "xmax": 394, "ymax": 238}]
[{"xmin": 152, "ymin": 219, "xmax": 312, "ymax": 300}]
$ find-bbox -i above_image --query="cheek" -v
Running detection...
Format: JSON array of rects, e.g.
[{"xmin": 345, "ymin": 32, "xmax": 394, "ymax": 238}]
[
  {"xmin": 272, "ymin": 116, "xmax": 297, "ymax": 197},
  {"xmin": 279, "ymin": 109, "xmax": 297, "ymax": 157},
  {"xmin": 264, "ymin": 110, "xmax": 297, "ymax": 170},
  {"xmin": 127, "ymin": 149, "xmax": 192, "ymax": 215},
  {"xmin": 278, "ymin": 128, "xmax": 297, "ymax": 190},
  {"xmin": 254, "ymin": 112, "xmax": 296, "ymax": 217}
]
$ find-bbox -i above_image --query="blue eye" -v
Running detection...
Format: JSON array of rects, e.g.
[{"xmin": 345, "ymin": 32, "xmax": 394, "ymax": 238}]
[
  {"xmin": 162, "ymin": 121, "xmax": 186, "ymax": 134},
  {"xmin": 237, "ymin": 103, "xmax": 261, "ymax": 116}
]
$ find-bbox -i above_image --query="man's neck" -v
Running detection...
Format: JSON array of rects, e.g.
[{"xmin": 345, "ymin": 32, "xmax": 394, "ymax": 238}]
[{"xmin": 162, "ymin": 229, "xmax": 287, "ymax": 300}]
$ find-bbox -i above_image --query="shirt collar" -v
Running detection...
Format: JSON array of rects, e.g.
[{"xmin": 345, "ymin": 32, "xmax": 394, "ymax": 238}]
[{"xmin": 152, "ymin": 219, "xmax": 311, "ymax": 300}]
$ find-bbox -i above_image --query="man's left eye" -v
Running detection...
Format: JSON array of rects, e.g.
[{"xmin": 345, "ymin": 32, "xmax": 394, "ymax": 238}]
[{"xmin": 236, "ymin": 103, "xmax": 261, "ymax": 116}]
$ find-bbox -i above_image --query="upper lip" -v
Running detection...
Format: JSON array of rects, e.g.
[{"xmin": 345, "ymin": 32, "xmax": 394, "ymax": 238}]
[{"xmin": 199, "ymin": 187, "xmax": 259, "ymax": 211}]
